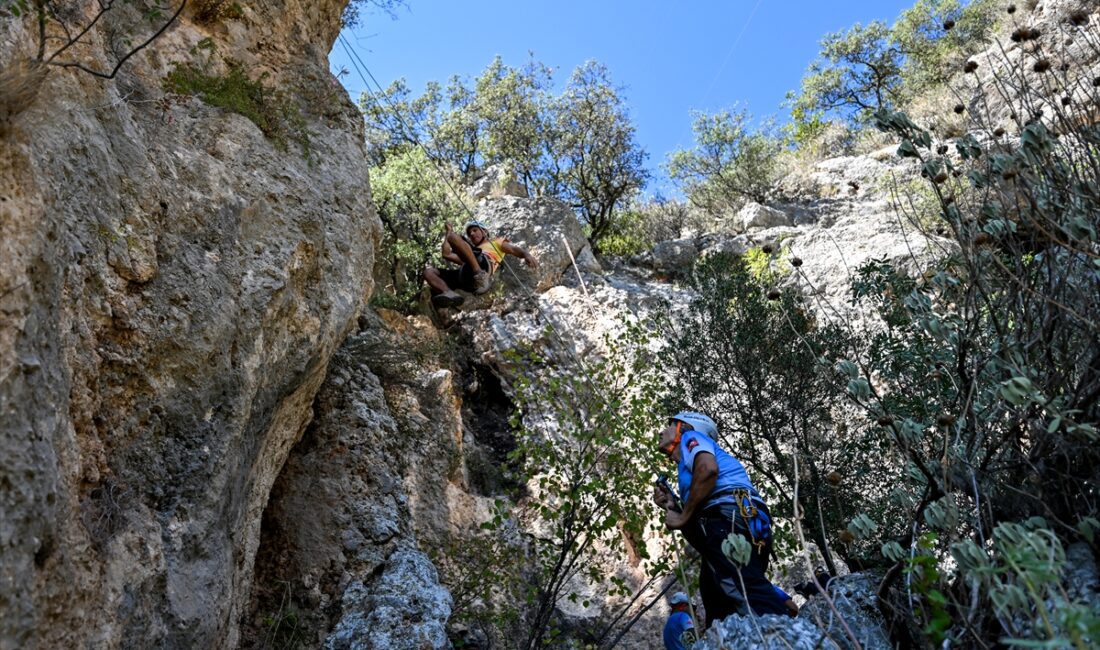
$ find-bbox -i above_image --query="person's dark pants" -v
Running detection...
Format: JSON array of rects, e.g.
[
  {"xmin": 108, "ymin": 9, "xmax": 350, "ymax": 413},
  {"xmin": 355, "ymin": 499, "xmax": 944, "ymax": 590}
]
[
  {"xmin": 434, "ymin": 252, "xmax": 490, "ymax": 293},
  {"xmin": 681, "ymin": 500, "xmax": 789, "ymax": 626}
]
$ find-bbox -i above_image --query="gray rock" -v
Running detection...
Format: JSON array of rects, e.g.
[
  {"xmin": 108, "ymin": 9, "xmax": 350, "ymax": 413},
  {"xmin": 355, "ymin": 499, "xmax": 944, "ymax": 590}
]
[
  {"xmin": 0, "ymin": 3, "xmax": 377, "ymax": 647},
  {"xmin": 798, "ymin": 573, "xmax": 893, "ymax": 650},
  {"xmin": 474, "ymin": 196, "xmax": 598, "ymax": 292},
  {"xmin": 693, "ymin": 614, "xmax": 841, "ymax": 650},
  {"xmin": 739, "ymin": 202, "xmax": 792, "ymax": 231},
  {"xmin": 468, "ymin": 164, "xmax": 528, "ymax": 201},
  {"xmin": 650, "ymin": 238, "xmax": 699, "ymax": 273},
  {"xmin": 325, "ymin": 549, "xmax": 453, "ymax": 650}
]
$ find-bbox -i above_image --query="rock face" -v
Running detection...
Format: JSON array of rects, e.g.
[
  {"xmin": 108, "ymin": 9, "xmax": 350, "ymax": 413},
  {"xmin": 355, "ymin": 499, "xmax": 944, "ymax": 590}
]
[
  {"xmin": 0, "ymin": 3, "xmax": 377, "ymax": 648},
  {"xmin": 325, "ymin": 549, "xmax": 453, "ymax": 650},
  {"xmin": 738, "ymin": 201, "xmax": 793, "ymax": 231},
  {"xmin": 468, "ymin": 164, "xmax": 528, "ymax": 202}
]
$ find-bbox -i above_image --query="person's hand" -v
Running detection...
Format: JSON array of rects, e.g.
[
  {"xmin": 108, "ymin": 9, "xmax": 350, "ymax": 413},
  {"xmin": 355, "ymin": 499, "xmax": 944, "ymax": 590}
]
[
  {"xmin": 444, "ymin": 222, "xmax": 454, "ymax": 235},
  {"xmin": 665, "ymin": 509, "xmax": 689, "ymax": 530},
  {"xmin": 526, "ymin": 254, "xmax": 539, "ymax": 269},
  {"xmin": 652, "ymin": 484, "xmax": 674, "ymax": 509}
]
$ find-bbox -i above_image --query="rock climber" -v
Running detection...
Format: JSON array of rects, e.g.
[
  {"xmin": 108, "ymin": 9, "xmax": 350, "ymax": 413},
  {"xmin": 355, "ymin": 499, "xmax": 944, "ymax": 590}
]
[
  {"xmin": 663, "ymin": 591, "xmax": 698, "ymax": 650},
  {"xmin": 653, "ymin": 411, "xmax": 792, "ymax": 626},
  {"xmin": 423, "ymin": 220, "xmax": 538, "ymax": 308}
]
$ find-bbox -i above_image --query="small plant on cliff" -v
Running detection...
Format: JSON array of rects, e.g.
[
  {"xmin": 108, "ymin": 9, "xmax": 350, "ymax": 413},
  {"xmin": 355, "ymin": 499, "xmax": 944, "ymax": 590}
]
[
  {"xmin": 193, "ymin": 0, "xmax": 243, "ymax": 24},
  {"xmin": 478, "ymin": 329, "xmax": 671, "ymax": 649},
  {"xmin": 164, "ymin": 59, "xmax": 311, "ymax": 156}
]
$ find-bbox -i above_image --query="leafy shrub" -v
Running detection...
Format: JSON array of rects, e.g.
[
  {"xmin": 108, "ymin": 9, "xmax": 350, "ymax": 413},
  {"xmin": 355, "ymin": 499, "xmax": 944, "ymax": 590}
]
[{"xmin": 652, "ymin": 252, "xmax": 868, "ymax": 574}]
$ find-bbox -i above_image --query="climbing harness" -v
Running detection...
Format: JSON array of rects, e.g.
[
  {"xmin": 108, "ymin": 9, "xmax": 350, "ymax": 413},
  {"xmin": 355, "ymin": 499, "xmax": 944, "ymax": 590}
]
[{"xmin": 734, "ymin": 488, "xmax": 771, "ymax": 553}]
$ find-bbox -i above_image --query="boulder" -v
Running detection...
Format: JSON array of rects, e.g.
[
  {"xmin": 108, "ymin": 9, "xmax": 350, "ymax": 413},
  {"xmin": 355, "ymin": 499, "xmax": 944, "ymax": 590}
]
[
  {"xmin": 473, "ymin": 196, "xmax": 600, "ymax": 292},
  {"xmin": 650, "ymin": 238, "xmax": 699, "ymax": 273},
  {"xmin": 693, "ymin": 614, "xmax": 841, "ymax": 650},
  {"xmin": 738, "ymin": 202, "xmax": 793, "ymax": 231},
  {"xmin": 798, "ymin": 573, "xmax": 893, "ymax": 650},
  {"xmin": 468, "ymin": 164, "xmax": 528, "ymax": 201},
  {"xmin": 325, "ymin": 549, "xmax": 453, "ymax": 650}
]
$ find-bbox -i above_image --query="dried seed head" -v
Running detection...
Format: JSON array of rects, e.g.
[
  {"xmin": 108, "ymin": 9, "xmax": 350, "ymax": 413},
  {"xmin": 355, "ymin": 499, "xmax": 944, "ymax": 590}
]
[
  {"xmin": 876, "ymin": 415, "xmax": 894, "ymax": 427},
  {"xmin": 791, "ymin": 256, "xmax": 803, "ymax": 267},
  {"xmin": 1061, "ymin": 62, "xmax": 1070, "ymax": 72},
  {"xmin": 1093, "ymin": 76, "xmax": 1100, "ymax": 87},
  {"xmin": 964, "ymin": 60, "xmax": 978, "ymax": 73},
  {"xmin": 943, "ymin": 19, "xmax": 956, "ymax": 30},
  {"xmin": 932, "ymin": 172, "xmax": 949, "ymax": 184},
  {"xmin": 1002, "ymin": 169, "xmax": 1018, "ymax": 180},
  {"xmin": 952, "ymin": 169, "xmax": 962, "ymax": 178},
  {"xmin": 935, "ymin": 226, "xmax": 946, "ymax": 236},
  {"xmin": 1007, "ymin": 4, "xmax": 1017, "ymax": 14},
  {"xmin": 826, "ymin": 471, "xmax": 843, "ymax": 486},
  {"xmin": 937, "ymin": 145, "xmax": 949, "ymax": 155},
  {"xmin": 1033, "ymin": 59, "xmax": 1051, "ymax": 73},
  {"xmin": 1069, "ymin": 11, "xmax": 1089, "ymax": 27},
  {"xmin": 761, "ymin": 243, "xmax": 775, "ymax": 254},
  {"xmin": 1062, "ymin": 96, "xmax": 1072, "ymax": 106},
  {"xmin": 839, "ymin": 530, "xmax": 856, "ymax": 544},
  {"xmin": 1028, "ymin": 28, "xmax": 1042, "ymax": 40},
  {"xmin": 766, "ymin": 288, "xmax": 781, "ymax": 301},
  {"xmin": 974, "ymin": 231, "xmax": 992, "ymax": 246},
  {"xmin": 953, "ymin": 103, "xmax": 966, "ymax": 115},
  {"xmin": 936, "ymin": 413, "xmax": 957, "ymax": 427},
  {"xmin": 994, "ymin": 127, "xmax": 1005, "ymax": 137},
  {"xmin": 1012, "ymin": 27, "xmax": 1026, "ymax": 42}
]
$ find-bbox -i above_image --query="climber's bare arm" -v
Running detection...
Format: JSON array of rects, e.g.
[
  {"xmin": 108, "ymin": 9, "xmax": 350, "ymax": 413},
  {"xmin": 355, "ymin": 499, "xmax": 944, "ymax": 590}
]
[{"xmin": 502, "ymin": 241, "xmax": 538, "ymax": 268}]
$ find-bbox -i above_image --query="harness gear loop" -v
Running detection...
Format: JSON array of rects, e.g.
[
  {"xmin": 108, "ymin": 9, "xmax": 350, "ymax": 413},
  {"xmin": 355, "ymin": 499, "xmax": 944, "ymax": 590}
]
[{"xmin": 733, "ymin": 488, "xmax": 769, "ymax": 553}]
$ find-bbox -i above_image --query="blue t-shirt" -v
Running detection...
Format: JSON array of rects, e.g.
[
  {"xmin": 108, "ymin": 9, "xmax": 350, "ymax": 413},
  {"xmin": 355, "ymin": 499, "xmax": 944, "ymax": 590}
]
[
  {"xmin": 663, "ymin": 611, "xmax": 695, "ymax": 650},
  {"xmin": 677, "ymin": 429, "xmax": 754, "ymax": 508}
]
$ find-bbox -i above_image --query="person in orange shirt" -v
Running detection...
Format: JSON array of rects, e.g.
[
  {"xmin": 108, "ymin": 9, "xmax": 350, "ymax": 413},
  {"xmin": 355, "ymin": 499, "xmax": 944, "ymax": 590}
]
[{"xmin": 424, "ymin": 220, "xmax": 538, "ymax": 307}]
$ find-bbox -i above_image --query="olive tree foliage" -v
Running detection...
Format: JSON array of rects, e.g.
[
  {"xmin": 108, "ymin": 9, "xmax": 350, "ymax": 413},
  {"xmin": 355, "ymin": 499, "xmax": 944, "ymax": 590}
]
[
  {"xmin": 369, "ymin": 147, "xmax": 469, "ymax": 307},
  {"xmin": 545, "ymin": 61, "xmax": 649, "ymax": 247},
  {"xmin": 816, "ymin": 10, "xmax": 1100, "ymax": 646},
  {"xmin": 789, "ymin": 0, "xmax": 1002, "ymax": 145},
  {"xmin": 359, "ymin": 56, "xmax": 648, "ymax": 251},
  {"xmin": 892, "ymin": 0, "xmax": 1001, "ymax": 94},
  {"xmin": 788, "ymin": 20, "xmax": 905, "ymax": 140},
  {"xmin": 666, "ymin": 108, "xmax": 784, "ymax": 214}
]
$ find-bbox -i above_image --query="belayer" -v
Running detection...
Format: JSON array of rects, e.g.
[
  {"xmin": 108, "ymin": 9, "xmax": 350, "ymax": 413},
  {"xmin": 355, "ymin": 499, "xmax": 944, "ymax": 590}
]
[{"xmin": 653, "ymin": 411, "xmax": 792, "ymax": 625}]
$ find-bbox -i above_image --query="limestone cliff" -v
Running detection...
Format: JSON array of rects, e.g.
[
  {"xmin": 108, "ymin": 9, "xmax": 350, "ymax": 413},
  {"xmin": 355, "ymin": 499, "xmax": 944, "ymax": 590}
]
[{"xmin": 0, "ymin": 2, "xmax": 377, "ymax": 647}]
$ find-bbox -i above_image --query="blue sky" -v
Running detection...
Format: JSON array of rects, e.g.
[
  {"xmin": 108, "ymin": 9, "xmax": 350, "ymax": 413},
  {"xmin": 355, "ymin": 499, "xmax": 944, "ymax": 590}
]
[{"xmin": 330, "ymin": 1, "xmax": 917, "ymax": 190}]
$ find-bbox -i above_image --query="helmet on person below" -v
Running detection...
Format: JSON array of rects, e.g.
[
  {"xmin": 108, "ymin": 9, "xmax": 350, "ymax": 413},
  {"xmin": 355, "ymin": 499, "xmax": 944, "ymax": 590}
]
[
  {"xmin": 670, "ymin": 592, "xmax": 690, "ymax": 606},
  {"xmin": 668, "ymin": 411, "xmax": 718, "ymax": 439},
  {"xmin": 465, "ymin": 220, "xmax": 489, "ymax": 234}
]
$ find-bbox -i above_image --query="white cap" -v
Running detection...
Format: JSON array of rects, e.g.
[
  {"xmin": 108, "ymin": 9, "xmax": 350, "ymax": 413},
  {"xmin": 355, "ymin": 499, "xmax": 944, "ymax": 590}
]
[{"xmin": 670, "ymin": 592, "xmax": 690, "ymax": 606}]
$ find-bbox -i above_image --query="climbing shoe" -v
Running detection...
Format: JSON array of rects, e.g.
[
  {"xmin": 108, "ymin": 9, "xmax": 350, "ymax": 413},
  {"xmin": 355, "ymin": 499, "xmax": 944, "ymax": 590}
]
[
  {"xmin": 473, "ymin": 270, "xmax": 492, "ymax": 295},
  {"xmin": 432, "ymin": 290, "xmax": 465, "ymax": 308}
]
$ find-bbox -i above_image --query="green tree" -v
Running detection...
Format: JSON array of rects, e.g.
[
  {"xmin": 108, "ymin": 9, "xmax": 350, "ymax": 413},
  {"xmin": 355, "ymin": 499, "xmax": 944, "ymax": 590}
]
[
  {"xmin": 547, "ymin": 61, "xmax": 648, "ymax": 249},
  {"xmin": 892, "ymin": 0, "xmax": 1001, "ymax": 95},
  {"xmin": 790, "ymin": 21, "xmax": 904, "ymax": 129},
  {"xmin": 370, "ymin": 147, "xmax": 468, "ymax": 308},
  {"xmin": 474, "ymin": 56, "xmax": 553, "ymax": 193},
  {"xmin": 666, "ymin": 108, "xmax": 784, "ymax": 214}
]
